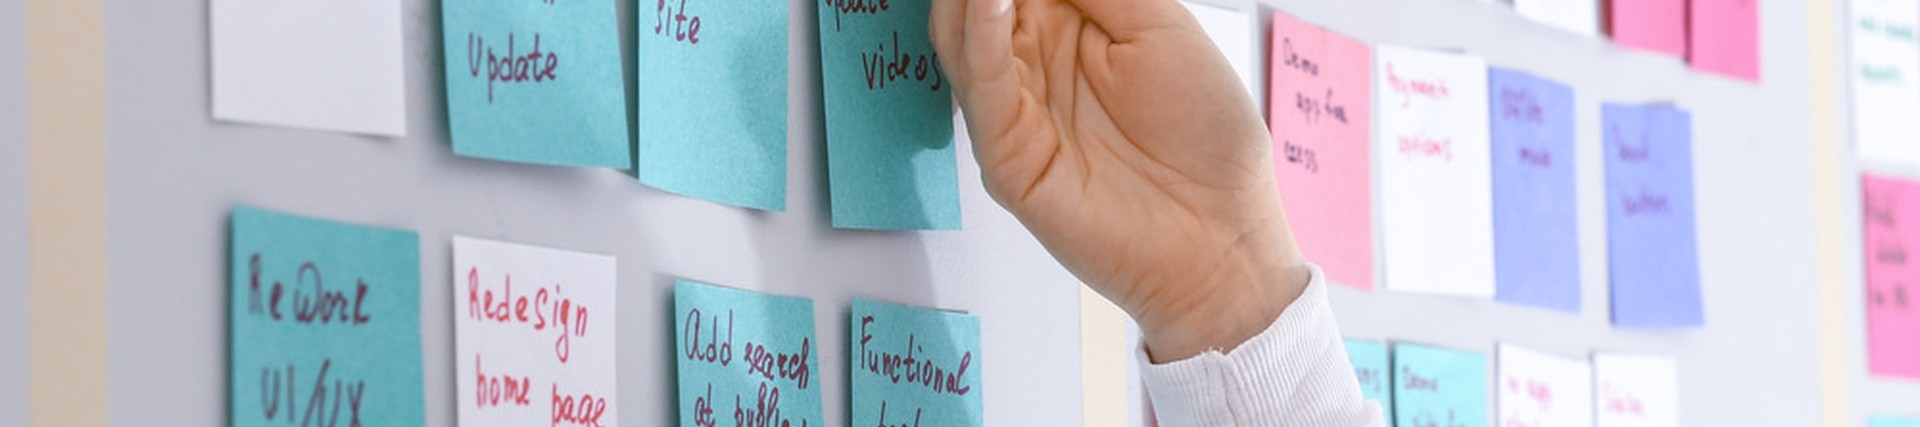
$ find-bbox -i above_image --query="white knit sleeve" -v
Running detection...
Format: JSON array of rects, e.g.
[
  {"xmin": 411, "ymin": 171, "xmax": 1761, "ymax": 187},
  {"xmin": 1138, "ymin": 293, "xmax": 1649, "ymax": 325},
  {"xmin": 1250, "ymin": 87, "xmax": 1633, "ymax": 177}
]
[{"xmin": 1138, "ymin": 264, "xmax": 1385, "ymax": 427}]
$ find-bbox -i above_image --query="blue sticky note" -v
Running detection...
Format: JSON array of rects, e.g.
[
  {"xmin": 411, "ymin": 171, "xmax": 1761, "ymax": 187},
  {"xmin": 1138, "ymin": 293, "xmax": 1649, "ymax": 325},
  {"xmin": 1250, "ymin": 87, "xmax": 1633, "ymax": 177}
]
[
  {"xmin": 442, "ymin": 0, "xmax": 631, "ymax": 168},
  {"xmin": 228, "ymin": 206, "xmax": 422, "ymax": 427},
  {"xmin": 635, "ymin": 0, "xmax": 790, "ymax": 211},
  {"xmin": 1603, "ymin": 103, "xmax": 1703, "ymax": 328},
  {"xmin": 1344, "ymin": 339, "xmax": 1393, "ymax": 421},
  {"xmin": 818, "ymin": 0, "xmax": 961, "ymax": 230},
  {"xmin": 1488, "ymin": 68, "xmax": 1581, "ymax": 314},
  {"xmin": 1392, "ymin": 343, "xmax": 1488, "ymax": 427},
  {"xmin": 673, "ymin": 281, "xmax": 822, "ymax": 427},
  {"xmin": 850, "ymin": 298, "xmax": 983, "ymax": 426},
  {"xmin": 1873, "ymin": 416, "xmax": 1920, "ymax": 427}
]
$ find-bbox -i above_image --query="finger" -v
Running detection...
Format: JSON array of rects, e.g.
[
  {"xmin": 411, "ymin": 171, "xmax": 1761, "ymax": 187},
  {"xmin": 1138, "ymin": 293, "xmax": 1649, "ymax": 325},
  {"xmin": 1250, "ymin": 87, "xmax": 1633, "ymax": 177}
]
[
  {"xmin": 1066, "ymin": 0, "xmax": 1189, "ymax": 41},
  {"xmin": 952, "ymin": 0, "xmax": 1021, "ymax": 135},
  {"xmin": 929, "ymin": 0, "xmax": 965, "ymax": 71}
]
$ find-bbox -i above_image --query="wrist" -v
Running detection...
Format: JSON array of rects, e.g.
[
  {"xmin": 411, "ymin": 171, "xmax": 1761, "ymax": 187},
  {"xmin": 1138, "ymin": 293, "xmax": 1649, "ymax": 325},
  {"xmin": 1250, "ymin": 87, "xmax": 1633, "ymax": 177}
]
[{"xmin": 1137, "ymin": 223, "xmax": 1312, "ymax": 363}]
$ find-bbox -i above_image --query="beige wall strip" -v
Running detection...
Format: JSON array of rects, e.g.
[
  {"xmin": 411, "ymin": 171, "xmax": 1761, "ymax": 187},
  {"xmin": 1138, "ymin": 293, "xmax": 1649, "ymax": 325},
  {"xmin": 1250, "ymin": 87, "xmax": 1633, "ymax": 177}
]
[
  {"xmin": 1081, "ymin": 287, "xmax": 1129, "ymax": 426},
  {"xmin": 1807, "ymin": 0, "xmax": 1850, "ymax": 425},
  {"xmin": 26, "ymin": 0, "xmax": 108, "ymax": 425}
]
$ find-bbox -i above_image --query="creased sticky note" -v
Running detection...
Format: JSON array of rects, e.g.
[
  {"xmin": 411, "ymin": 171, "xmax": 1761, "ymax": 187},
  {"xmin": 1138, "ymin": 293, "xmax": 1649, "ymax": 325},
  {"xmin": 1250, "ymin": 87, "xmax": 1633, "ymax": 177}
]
[
  {"xmin": 1862, "ymin": 174, "xmax": 1920, "ymax": 379},
  {"xmin": 1271, "ymin": 12, "xmax": 1375, "ymax": 290},
  {"xmin": 1872, "ymin": 416, "xmax": 1920, "ymax": 427},
  {"xmin": 453, "ymin": 237, "xmax": 616, "ymax": 427},
  {"xmin": 1517, "ymin": 0, "xmax": 1600, "ymax": 36},
  {"xmin": 1392, "ymin": 343, "xmax": 1488, "ymax": 427},
  {"xmin": 1607, "ymin": 0, "xmax": 1687, "ymax": 57},
  {"xmin": 1183, "ymin": 1, "xmax": 1258, "ymax": 104},
  {"xmin": 850, "ymin": 298, "xmax": 984, "ymax": 426},
  {"xmin": 228, "ymin": 206, "xmax": 422, "ymax": 427},
  {"xmin": 673, "ymin": 281, "xmax": 822, "ymax": 426},
  {"xmin": 442, "ymin": 0, "xmax": 631, "ymax": 168},
  {"xmin": 1688, "ymin": 0, "xmax": 1760, "ymax": 82},
  {"xmin": 1592, "ymin": 353, "xmax": 1679, "ymax": 427},
  {"xmin": 1489, "ymin": 68, "xmax": 1581, "ymax": 313},
  {"xmin": 1497, "ymin": 344, "xmax": 1593, "ymax": 427},
  {"xmin": 1851, "ymin": 0, "xmax": 1920, "ymax": 166},
  {"xmin": 819, "ymin": 0, "xmax": 960, "ymax": 230},
  {"xmin": 1344, "ymin": 339, "xmax": 1393, "ymax": 421},
  {"xmin": 1603, "ymin": 103, "xmax": 1702, "ymax": 328},
  {"xmin": 210, "ymin": 0, "xmax": 406, "ymax": 136},
  {"xmin": 1375, "ymin": 45, "xmax": 1495, "ymax": 298},
  {"xmin": 636, "ymin": 0, "xmax": 790, "ymax": 211}
]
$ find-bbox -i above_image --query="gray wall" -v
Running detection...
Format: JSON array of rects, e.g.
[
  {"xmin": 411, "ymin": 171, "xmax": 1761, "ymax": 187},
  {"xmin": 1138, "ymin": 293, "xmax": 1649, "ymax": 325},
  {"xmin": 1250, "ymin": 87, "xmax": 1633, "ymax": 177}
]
[
  {"xmin": 1, "ymin": 0, "xmax": 29, "ymax": 424},
  {"xmin": 103, "ymin": 0, "xmax": 1082, "ymax": 425}
]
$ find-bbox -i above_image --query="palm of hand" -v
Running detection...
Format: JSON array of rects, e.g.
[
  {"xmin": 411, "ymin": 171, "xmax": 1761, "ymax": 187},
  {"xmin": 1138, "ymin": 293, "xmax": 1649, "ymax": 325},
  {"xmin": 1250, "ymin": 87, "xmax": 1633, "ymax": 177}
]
[{"xmin": 936, "ymin": 0, "xmax": 1297, "ymax": 334}]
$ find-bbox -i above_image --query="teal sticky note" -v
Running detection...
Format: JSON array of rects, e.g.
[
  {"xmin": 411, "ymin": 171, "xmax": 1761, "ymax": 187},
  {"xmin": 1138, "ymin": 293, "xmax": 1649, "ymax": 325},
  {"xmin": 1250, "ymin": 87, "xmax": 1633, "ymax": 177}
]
[
  {"xmin": 442, "ymin": 0, "xmax": 631, "ymax": 168},
  {"xmin": 1344, "ymin": 339, "xmax": 1393, "ymax": 421},
  {"xmin": 635, "ymin": 0, "xmax": 789, "ymax": 211},
  {"xmin": 850, "ymin": 298, "xmax": 983, "ymax": 426},
  {"xmin": 673, "ymin": 281, "xmax": 821, "ymax": 426},
  {"xmin": 1392, "ymin": 343, "xmax": 1488, "ymax": 427},
  {"xmin": 1875, "ymin": 417, "xmax": 1920, "ymax": 427},
  {"xmin": 228, "ymin": 206, "xmax": 422, "ymax": 427},
  {"xmin": 819, "ymin": 0, "xmax": 961, "ymax": 230}
]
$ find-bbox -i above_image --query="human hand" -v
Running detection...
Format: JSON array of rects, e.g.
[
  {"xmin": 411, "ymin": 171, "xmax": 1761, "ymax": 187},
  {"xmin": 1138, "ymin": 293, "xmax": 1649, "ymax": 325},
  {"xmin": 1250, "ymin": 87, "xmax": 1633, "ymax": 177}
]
[{"xmin": 930, "ymin": 0, "xmax": 1312, "ymax": 361}]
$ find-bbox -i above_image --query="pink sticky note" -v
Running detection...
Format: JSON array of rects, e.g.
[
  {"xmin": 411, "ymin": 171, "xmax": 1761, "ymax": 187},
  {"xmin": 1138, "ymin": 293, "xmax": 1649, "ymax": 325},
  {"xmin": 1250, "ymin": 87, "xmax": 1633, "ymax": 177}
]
[
  {"xmin": 1688, "ymin": 0, "xmax": 1760, "ymax": 82},
  {"xmin": 1608, "ymin": 0, "xmax": 1687, "ymax": 57},
  {"xmin": 1270, "ymin": 12, "xmax": 1374, "ymax": 290},
  {"xmin": 1865, "ymin": 174, "xmax": 1920, "ymax": 380}
]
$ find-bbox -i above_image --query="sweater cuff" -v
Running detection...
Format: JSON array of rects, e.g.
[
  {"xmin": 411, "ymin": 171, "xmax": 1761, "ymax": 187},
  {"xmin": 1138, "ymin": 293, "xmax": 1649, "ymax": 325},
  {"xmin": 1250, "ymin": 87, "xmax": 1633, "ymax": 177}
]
[{"xmin": 1138, "ymin": 264, "xmax": 1384, "ymax": 427}]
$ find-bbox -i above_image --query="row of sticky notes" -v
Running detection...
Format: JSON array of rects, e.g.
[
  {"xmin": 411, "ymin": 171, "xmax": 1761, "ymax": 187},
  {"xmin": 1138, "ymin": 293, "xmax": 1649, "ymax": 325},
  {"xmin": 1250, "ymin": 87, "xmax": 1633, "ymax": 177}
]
[
  {"xmin": 1270, "ymin": 12, "xmax": 1704, "ymax": 329},
  {"xmin": 228, "ymin": 206, "xmax": 983, "ymax": 426},
  {"xmin": 210, "ymin": 0, "xmax": 962, "ymax": 230},
  {"xmin": 1507, "ymin": 0, "xmax": 1760, "ymax": 82},
  {"xmin": 1345, "ymin": 340, "xmax": 1680, "ymax": 427}
]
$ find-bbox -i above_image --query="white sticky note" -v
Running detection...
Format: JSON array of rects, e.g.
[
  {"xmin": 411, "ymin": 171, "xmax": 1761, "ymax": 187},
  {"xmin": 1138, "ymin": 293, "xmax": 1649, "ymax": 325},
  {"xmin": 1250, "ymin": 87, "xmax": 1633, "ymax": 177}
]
[
  {"xmin": 1516, "ymin": 0, "xmax": 1600, "ymax": 36},
  {"xmin": 1592, "ymin": 353, "xmax": 1679, "ymax": 427},
  {"xmin": 1181, "ymin": 1, "xmax": 1259, "ymax": 105},
  {"xmin": 1375, "ymin": 45, "xmax": 1496, "ymax": 298},
  {"xmin": 1852, "ymin": 0, "xmax": 1920, "ymax": 166},
  {"xmin": 210, "ymin": 0, "xmax": 407, "ymax": 136},
  {"xmin": 453, "ymin": 237, "xmax": 616, "ymax": 427},
  {"xmin": 1497, "ymin": 344, "xmax": 1593, "ymax": 427}
]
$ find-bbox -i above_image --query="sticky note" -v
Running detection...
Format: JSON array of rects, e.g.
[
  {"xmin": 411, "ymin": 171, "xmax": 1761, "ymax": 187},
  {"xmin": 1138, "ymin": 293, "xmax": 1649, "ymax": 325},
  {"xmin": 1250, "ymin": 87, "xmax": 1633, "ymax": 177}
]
[
  {"xmin": 1489, "ymin": 68, "xmax": 1581, "ymax": 313},
  {"xmin": 210, "ymin": 0, "xmax": 406, "ymax": 136},
  {"xmin": 442, "ymin": 0, "xmax": 632, "ymax": 168},
  {"xmin": 1602, "ymin": 103, "xmax": 1703, "ymax": 328},
  {"xmin": 635, "ymin": 0, "xmax": 790, "ymax": 211},
  {"xmin": 1270, "ymin": 12, "xmax": 1375, "ymax": 290},
  {"xmin": 673, "ymin": 281, "xmax": 821, "ymax": 426},
  {"xmin": 1862, "ymin": 174, "xmax": 1920, "ymax": 379},
  {"xmin": 819, "ymin": 0, "xmax": 960, "ymax": 229},
  {"xmin": 850, "ymin": 298, "xmax": 983, "ymax": 427},
  {"xmin": 1607, "ymin": 0, "xmax": 1686, "ymax": 57},
  {"xmin": 1688, "ymin": 0, "xmax": 1761, "ymax": 82},
  {"xmin": 1392, "ymin": 343, "xmax": 1488, "ymax": 427},
  {"xmin": 1375, "ymin": 45, "xmax": 1495, "ymax": 298},
  {"xmin": 1516, "ymin": 0, "xmax": 1600, "ymax": 36},
  {"xmin": 1851, "ymin": 0, "xmax": 1920, "ymax": 166},
  {"xmin": 1872, "ymin": 416, "xmax": 1920, "ymax": 427},
  {"xmin": 453, "ymin": 237, "xmax": 616, "ymax": 427},
  {"xmin": 1592, "ymin": 353, "xmax": 1679, "ymax": 427},
  {"xmin": 1496, "ymin": 344, "xmax": 1593, "ymax": 427},
  {"xmin": 228, "ymin": 206, "xmax": 421, "ymax": 427},
  {"xmin": 1344, "ymin": 339, "xmax": 1393, "ymax": 421},
  {"xmin": 1182, "ymin": 1, "xmax": 1259, "ymax": 104}
]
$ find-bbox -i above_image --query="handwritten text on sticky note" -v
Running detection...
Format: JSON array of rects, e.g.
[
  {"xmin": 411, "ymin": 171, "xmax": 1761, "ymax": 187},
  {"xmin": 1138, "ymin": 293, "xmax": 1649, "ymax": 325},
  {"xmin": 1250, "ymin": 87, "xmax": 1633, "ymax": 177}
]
[
  {"xmin": 453, "ymin": 237, "xmax": 617, "ymax": 427},
  {"xmin": 228, "ymin": 206, "xmax": 422, "ymax": 427},
  {"xmin": 850, "ymin": 298, "xmax": 984, "ymax": 426},
  {"xmin": 635, "ymin": 0, "xmax": 791, "ymax": 211},
  {"xmin": 1344, "ymin": 339, "xmax": 1394, "ymax": 420},
  {"xmin": 442, "ymin": 0, "xmax": 632, "ymax": 168},
  {"xmin": 1489, "ymin": 68, "xmax": 1581, "ymax": 313},
  {"xmin": 1270, "ymin": 11, "xmax": 1375, "ymax": 290},
  {"xmin": 1497, "ymin": 344, "xmax": 1593, "ymax": 427},
  {"xmin": 1862, "ymin": 174, "xmax": 1920, "ymax": 379},
  {"xmin": 1593, "ymin": 353, "xmax": 1679, "ymax": 427},
  {"xmin": 1393, "ymin": 343, "xmax": 1488, "ymax": 427},
  {"xmin": 1375, "ymin": 45, "xmax": 1496, "ymax": 298},
  {"xmin": 819, "ymin": 0, "xmax": 961, "ymax": 230},
  {"xmin": 673, "ymin": 281, "xmax": 821, "ymax": 427},
  {"xmin": 1603, "ymin": 103, "xmax": 1703, "ymax": 329}
]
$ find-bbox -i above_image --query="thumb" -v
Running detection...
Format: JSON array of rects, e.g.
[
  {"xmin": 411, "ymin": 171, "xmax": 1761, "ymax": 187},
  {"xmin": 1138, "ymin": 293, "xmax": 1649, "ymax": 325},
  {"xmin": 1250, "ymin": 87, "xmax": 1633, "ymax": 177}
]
[{"xmin": 1066, "ymin": 0, "xmax": 1189, "ymax": 41}]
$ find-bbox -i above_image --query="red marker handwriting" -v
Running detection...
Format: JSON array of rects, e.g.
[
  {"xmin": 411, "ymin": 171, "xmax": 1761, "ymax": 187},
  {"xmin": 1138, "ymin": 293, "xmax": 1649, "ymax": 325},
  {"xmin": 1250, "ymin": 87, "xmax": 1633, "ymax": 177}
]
[
  {"xmin": 1386, "ymin": 63, "xmax": 1451, "ymax": 107},
  {"xmin": 653, "ymin": 0, "xmax": 703, "ymax": 44},
  {"xmin": 467, "ymin": 267, "xmax": 591, "ymax": 363}
]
